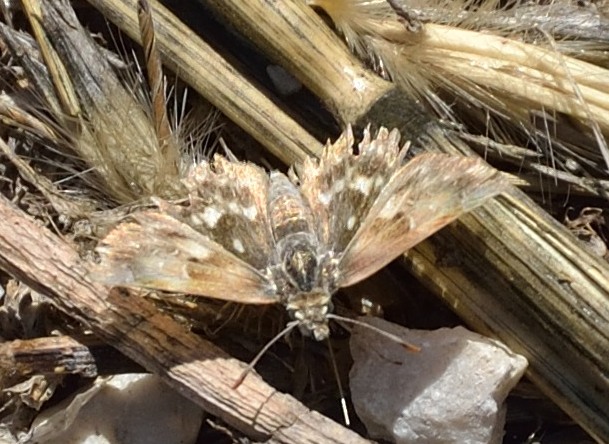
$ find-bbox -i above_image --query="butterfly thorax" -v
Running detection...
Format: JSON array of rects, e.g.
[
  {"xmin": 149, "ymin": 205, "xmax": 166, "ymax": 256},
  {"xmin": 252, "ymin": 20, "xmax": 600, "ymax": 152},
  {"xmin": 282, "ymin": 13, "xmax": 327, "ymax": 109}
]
[
  {"xmin": 272, "ymin": 233, "xmax": 335, "ymax": 340},
  {"xmin": 279, "ymin": 234, "xmax": 320, "ymax": 291},
  {"xmin": 269, "ymin": 172, "xmax": 335, "ymax": 340}
]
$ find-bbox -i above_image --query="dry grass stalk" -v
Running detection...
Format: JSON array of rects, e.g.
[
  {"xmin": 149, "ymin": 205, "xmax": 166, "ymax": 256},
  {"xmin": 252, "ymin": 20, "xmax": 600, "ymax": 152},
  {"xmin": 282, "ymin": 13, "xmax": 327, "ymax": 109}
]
[
  {"xmin": 310, "ymin": 0, "xmax": 609, "ymax": 180},
  {"xmin": 1, "ymin": 0, "xmax": 187, "ymax": 205},
  {"xmin": 84, "ymin": 0, "xmax": 323, "ymax": 166}
]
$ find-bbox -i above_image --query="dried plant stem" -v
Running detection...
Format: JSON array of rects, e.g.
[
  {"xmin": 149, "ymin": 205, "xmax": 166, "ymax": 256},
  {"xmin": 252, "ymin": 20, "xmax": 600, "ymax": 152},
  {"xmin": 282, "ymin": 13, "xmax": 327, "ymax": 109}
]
[
  {"xmin": 0, "ymin": 138, "xmax": 96, "ymax": 215},
  {"xmin": 183, "ymin": 0, "xmax": 397, "ymax": 126},
  {"xmin": 422, "ymin": 24, "xmax": 609, "ymax": 91},
  {"xmin": 0, "ymin": 93, "xmax": 58, "ymax": 142},
  {"xmin": 0, "ymin": 194, "xmax": 369, "ymax": 444},
  {"xmin": 422, "ymin": 24, "xmax": 609, "ymax": 126},
  {"xmin": 0, "ymin": 336, "xmax": 143, "ymax": 377},
  {"xmin": 2, "ymin": 1, "xmax": 187, "ymax": 202},
  {"xmin": 84, "ymin": 0, "xmax": 323, "ymax": 166},
  {"xmin": 21, "ymin": 0, "xmax": 80, "ymax": 118},
  {"xmin": 136, "ymin": 0, "xmax": 174, "ymax": 153},
  {"xmin": 404, "ymin": 189, "xmax": 609, "ymax": 443}
]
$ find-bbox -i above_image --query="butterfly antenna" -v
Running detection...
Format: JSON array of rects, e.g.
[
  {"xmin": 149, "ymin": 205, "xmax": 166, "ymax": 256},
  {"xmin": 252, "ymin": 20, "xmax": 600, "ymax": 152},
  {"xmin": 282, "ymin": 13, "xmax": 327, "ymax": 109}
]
[
  {"xmin": 326, "ymin": 338, "xmax": 351, "ymax": 426},
  {"xmin": 326, "ymin": 314, "xmax": 421, "ymax": 352},
  {"xmin": 232, "ymin": 320, "xmax": 300, "ymax": 389}
]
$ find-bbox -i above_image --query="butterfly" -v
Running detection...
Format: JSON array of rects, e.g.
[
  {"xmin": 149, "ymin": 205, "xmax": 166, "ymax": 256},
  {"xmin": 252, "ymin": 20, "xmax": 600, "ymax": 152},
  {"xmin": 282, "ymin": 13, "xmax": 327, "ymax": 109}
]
[{"xmin": 94, "ymin": 126, "xmax": 506, "ymax": 341}]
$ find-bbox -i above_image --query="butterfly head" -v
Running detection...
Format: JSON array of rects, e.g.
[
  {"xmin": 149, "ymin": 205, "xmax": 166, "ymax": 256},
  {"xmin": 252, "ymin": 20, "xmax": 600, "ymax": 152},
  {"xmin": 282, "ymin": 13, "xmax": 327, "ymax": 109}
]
[{"xmin": 285, "ymin": 290, "xmax": 333, "ymax": 341}]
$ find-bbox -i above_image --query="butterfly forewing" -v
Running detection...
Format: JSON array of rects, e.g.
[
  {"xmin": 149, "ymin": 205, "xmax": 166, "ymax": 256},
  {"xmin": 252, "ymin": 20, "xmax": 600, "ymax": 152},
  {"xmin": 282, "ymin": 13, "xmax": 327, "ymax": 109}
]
[
  {"xmin": 337, "ymin": 154, "xmax": 506, "ymax": 287},
  {"xmin": 95, "ymin": 212, "xmax": 277, "ymax": 304},
  {"xmin": 299, "ymin": 126, "xmax": 406, "ymax": 253}
]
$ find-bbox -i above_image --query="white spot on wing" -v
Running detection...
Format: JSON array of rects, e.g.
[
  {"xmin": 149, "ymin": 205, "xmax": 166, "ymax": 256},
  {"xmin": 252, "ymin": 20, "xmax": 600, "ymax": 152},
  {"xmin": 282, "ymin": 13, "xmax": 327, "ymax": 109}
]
[
  {"xmin": 228, "ymin": 202, "xmax": 240, "ymax": 213},
  {"xmin": 202, "ymin": 207, "xmax": 222, "ymax": 228},
  {"xmin": 347, "ymin": 216, "xmax": 356, "ymax": 230},
  {"xmin": 192, "ymin": 244, "xmax": 211, "ymax": 259},
  {"xmin": 233, "ymin": 238, "xmax": 245, "ymax": 253},
  {"xmin": 319, "ymin": 192, "xmax": 332, "ymax": 206},
  {"xmin": 351, "ymin": 176, "xmax": 372, "ymax": 195},
  {"xmin": 243, "ymin": 205, "xmax": 258, "ymax": 220}
]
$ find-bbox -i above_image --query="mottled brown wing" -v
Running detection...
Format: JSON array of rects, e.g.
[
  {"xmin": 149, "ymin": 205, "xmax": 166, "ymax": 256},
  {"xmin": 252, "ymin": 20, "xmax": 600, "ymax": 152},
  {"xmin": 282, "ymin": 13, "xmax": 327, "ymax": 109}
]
[
  {"xmin": 94, "ymin": 212, "xmax": 277, "ymax": 304},
  {"xmin": 299, "ymin": 126, "xmax": 407, "ymax": 253},
  {"xmin": 156, "ymin": 155, "xmax": 276, "ymax": 271},
  {"xmin": 337, "ymin": 154, "xmax": 506, "ymax": 287}
]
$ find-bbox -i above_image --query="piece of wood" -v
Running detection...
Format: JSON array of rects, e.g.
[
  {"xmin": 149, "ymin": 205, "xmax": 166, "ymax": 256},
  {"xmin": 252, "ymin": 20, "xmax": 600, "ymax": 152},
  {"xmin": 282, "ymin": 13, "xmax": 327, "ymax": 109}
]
[
  {"xmin": 0, "ymin": 336, "xmax": 143, "ymax": 377},
  {"xmin": 82, "ymin": 1, "xmax": 609, "ymax": 441},
  {"xmin": 0, "ymin": 195, "xmax": 369, "ymax": 444}
]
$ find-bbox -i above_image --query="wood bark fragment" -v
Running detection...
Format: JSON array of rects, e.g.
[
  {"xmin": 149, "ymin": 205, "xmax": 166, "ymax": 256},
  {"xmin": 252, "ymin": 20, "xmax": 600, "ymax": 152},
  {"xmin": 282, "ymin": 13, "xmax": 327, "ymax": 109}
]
[
  {"xmin": 0, "ymin": 336, "xmax": 143, "ymax": 377},
  {"xmin": 0, "ymin": 195, "xmax": 369, "ymax": 444}
]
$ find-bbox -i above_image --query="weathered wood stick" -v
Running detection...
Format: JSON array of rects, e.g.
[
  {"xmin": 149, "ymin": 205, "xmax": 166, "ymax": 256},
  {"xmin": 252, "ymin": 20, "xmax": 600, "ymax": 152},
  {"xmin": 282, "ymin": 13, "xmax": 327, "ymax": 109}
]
[
  {"xmin": 82, "ymin": 0, "xmax": 609, "ymax": 441},
  {"xmin": 0, "ymin": 195, "xmax": 369, "ymax": 444},
  {"xmin": 0, "ymin": 336, "xmax": 144, "ymax": 377}
]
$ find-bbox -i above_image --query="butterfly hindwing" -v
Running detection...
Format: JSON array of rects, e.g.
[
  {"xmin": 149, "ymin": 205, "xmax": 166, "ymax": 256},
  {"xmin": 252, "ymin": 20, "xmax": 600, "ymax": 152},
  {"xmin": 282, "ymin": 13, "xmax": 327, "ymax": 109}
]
[{"xmin": 157, "ymin": 155, "xmax": 277, "ymax": 271}]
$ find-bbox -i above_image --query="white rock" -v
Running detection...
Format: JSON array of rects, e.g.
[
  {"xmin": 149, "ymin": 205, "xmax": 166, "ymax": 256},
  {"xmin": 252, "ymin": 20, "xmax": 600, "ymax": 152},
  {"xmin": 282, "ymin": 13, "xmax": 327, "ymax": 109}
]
[
  {"xmin": 24, "ymin": 374, "xmax": 204, "ymax": 444},
  {"xmin": 350, "ymin": 319, "xmax": 528, "ymax": 444}
]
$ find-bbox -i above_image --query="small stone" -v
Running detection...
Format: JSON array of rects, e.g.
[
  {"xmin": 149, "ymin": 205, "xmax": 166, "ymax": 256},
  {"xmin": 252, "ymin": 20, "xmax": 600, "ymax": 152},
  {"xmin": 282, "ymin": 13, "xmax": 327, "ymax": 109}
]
[
  {"xmin": 350, "ymin": 318, "xmax": 528, "ymax": 444},
  {"xmin": 25, "ymin": 374, "xmax": 204, "ymax": 444},
  {"xmin": 266, "ymin": 65, "xmax": 302, "ymax": 96}
]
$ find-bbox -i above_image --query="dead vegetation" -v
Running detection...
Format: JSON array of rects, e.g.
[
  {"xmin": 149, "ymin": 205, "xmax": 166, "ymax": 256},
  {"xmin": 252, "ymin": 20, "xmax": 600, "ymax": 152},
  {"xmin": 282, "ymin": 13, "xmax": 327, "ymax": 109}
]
[{"xmin": 0, "ymin": 0, "xmax": 608, "ymax": 442}]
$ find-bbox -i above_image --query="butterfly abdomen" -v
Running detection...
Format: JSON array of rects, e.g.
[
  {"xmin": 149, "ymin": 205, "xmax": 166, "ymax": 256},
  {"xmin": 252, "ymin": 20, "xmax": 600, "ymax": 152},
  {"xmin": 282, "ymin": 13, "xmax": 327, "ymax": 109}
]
[{"xmin": 269, "ymin": 172, "xmax": 316, "ymax": 241}]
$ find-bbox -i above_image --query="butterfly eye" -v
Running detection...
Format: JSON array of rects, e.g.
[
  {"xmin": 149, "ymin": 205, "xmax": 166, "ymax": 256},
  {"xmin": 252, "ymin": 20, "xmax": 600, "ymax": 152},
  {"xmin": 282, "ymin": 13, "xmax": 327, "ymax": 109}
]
[{"xmin": 282, "ymin": 242, "xmax": 319, "ymax": 292}]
